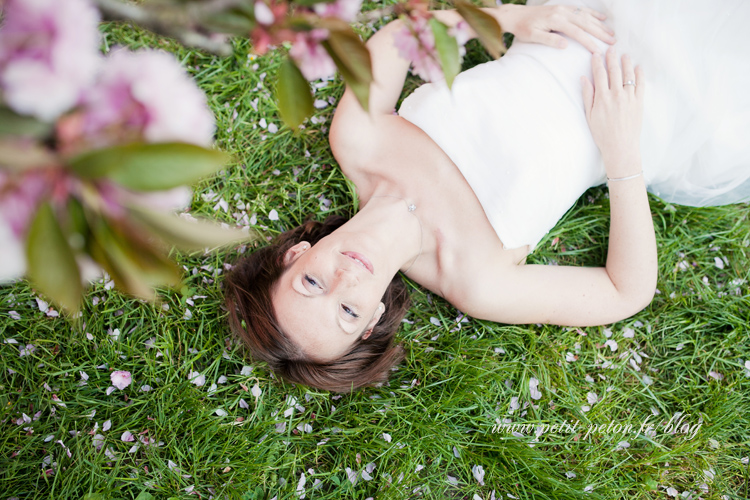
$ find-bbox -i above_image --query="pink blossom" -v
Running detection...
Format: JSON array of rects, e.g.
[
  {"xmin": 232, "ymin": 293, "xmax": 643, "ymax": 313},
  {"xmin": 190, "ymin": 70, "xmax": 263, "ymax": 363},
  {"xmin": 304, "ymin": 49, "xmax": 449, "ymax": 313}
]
[
  {"xmin": 0, "ymin": 213, "xmax": 26, "ymax": 283},
  {"xmin": 392, "ymin": 16, "xmax": 443, "ymax": 82},
  {"xmin": 0, "ymin": 169, "xmax": 50, "ymax": 237},
  {"xmin": 450, "ymin": 20, "xmax": 473, "ymax": 58},
  {"xmin": 313, "ymin": 0, "xmax": 363, "ymax": 23},
  {"xmin": 19, "ymin": 344, "xmax": 36, "ymax": 357},
  {"xmin": 110, "ymin": 371, "xmax": 132, "ymax": 390},
  {"xmin": 92, "ymin": 434, "xmax": 105, "ymax": 451},
  {"xmin": 188, "ymin": 371, "xmax": 206, "ymax": 386},
  {"xmin": 289, "ymin": 29, "xmax": 337, "ymax": 81},
  {"xmin": 81, "ymin": 49, "xmax": 215, "ymax": 147},
  {"xmin": 254, "ymin": 1, "xmax": 276, "ymax": 25},
  {"xmin": 0, "ymin": 0, "xmax": 101, "ymax": 121}
]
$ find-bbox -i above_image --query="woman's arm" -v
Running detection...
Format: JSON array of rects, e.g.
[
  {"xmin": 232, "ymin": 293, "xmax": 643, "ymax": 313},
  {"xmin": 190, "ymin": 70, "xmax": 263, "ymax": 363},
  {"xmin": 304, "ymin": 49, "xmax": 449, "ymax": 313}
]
[
  {"xmin": 460, "ymin": 48, "xmax": 657, "ymax": 327},
  {"xmin": 330, "ymin": 5, "xmax": 616, "ymax": 166}
]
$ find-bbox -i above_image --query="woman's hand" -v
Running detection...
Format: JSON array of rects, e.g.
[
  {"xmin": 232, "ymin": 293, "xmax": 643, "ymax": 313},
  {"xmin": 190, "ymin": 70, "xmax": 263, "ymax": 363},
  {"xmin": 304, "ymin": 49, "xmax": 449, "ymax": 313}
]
[
  {"xmin": 581, "ymin": 47, "xmax": 645, "ymax": 178},
  {"xmin": 496, "ymin": 4, "xmax": 616, "ymax": 53}
]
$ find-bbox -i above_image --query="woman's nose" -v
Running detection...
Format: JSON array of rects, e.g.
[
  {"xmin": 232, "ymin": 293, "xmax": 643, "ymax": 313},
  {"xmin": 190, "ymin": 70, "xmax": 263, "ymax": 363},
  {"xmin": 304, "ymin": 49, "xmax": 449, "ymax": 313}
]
[{"xmin": 335, "ymin": 267, "xmax": 358, "ymax": 286}]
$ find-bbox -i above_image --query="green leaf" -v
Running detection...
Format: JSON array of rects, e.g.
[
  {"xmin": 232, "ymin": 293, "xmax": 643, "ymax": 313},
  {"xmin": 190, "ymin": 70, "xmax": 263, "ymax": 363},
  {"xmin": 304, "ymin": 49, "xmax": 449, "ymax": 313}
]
[
  {"xmin": 87, "ymin": 217, "xmax": 182, "ymax": 301},
  {"xmin": 644, "ymin": 476, "xmax": 658, "ymax": 491},
  {"xmin": 293, "ymin": 0, "xmax": 336, "ymax": 7},
  {"xmin": 455, "ymin": 0, "xmax": 506, "ymax": 59},
  {"xmin": 69, "ymin": 143, "xmax": 229, "ymax": 191},
  {"xmin": 204, "ymin": 9, "xmax": 256, "ymax": 35},
  {"xmin": 134, "ymin": 491, "xmax": 155, "ymax": 500},
  {"xmin": 429, "ymin": 18, "xmax": 461, "ymax": 89},
  {"xmin": 322, "ymin": 25, "xmax": 373, "ymax": 111},
  {"xmin": 82, "ymin": 494, "xmax": 106, "ymax": 500},
  {"xmin": 276, "ymin": 57, "xmax": 314, "ymax": 129},
  {"xmin": 0, "ymin": 106, "xmax": 53, "ymax": 138},
  {"xmin": 26, "ymin": 203, "xmax": 83, "ymax": 313},
  {"xmin": 127, "ymin": 204, "xmax": 253, "ymax": 252}
]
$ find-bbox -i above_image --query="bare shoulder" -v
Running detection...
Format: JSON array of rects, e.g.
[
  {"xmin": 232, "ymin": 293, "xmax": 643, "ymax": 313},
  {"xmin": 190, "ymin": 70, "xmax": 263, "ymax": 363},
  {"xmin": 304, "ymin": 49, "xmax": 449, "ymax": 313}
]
[{"xmin": 329, "ymin": 103, "xmax": 450, "ymax": 182}]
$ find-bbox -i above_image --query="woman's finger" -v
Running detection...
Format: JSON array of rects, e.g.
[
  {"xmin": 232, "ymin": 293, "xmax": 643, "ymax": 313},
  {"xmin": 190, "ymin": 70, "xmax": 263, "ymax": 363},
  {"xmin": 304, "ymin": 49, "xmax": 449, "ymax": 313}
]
[
  {"xmin": 621, "ymin": 54, "xmax": 636, "ymax": 94},
  {"xmin": 635, "ymin": 65, "xmax": 646, "ymax": 99},
  {"xmin": 591, "ymin": 51, "xmax": 608, "ymax": 91},
  {"xmin": 572, "ymin": 6, "xmax": 608, "ymax": 22},
  {"xmin": 571, "ymin": 16, "xmax": 616, "ymax": 43},
  {"xmin": 537, "ymin": 31, "xmax": 569, "ymax": 49},
  {"xmin": 605, "ymin": 47, "xmax": 622, "ymax": 90},
  {"xmin": 581, "ymin": 75, "xmax": 594, "ymax": 121},
  {"xmin": 560, "ymin": 24, "xmax": 600, "ymax": 53}
]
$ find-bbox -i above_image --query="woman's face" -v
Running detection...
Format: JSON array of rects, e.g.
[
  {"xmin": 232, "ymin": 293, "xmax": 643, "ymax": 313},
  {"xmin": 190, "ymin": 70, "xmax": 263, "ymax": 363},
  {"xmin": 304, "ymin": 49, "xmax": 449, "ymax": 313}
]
[{"xmin": 272, "ymin": 234, "xmax": 389, "ymax": 362}]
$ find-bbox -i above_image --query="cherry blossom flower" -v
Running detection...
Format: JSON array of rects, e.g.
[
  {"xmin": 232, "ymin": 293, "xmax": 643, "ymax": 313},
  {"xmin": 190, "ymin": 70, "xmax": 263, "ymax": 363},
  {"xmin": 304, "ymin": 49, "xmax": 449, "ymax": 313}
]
[
  {"xmin": 587, "ymin": 392, "xmax": 598, "ymax": 405},
  {"xmin": 393, "ymin": 16, "xmax": 442, "ymax": 83},
  {"xmin": 529, "ymin": 377, "xmax": 542, "ymax": 400},
  {"xmin": 450, "ymin": 20, "xmax": 473, "ymax": 57},
  {"xmin": 110, "ymin": 370, "xmax": 132, "ymax": 390},
  {"xmin": 19, "ymin": 344, "xmax": 36, "ymax": 357},
  {"xmin": 188, "ymin": 371, "xmax": 206, "ymax": 386},
  {"xmin": 80, "ymin": 49, "xmax": 215, "ymax": 148},
  {"xmin": 0, "ymin": 0, "xmax": 101, "ymax": 121},
  {"xmin": 472, "ymin": 464, "xmax": 485, "ymax": 485},
  {"xmin": 254, "ymin": 1, "xmax": 276, "ymax": 25},
  {"xmin": 604, "ymin": 339, "xmax": 618, "ymax": 352},
  {"xmin": 92, "ymin": 434, "xmax": 105, "ymax": 451},
  {"xmin": 313, "ymin": 0, "xmax": 362, "ymax": 23},
  {"xmin": 296, "ymin": 472, "xmax": 306, "ymax": 498},
  {"xmin": 0, "ymin": 170, "xmax": 53, "ymax": 282},
  {"xmin": 289, "ymin": 29, "xmax": 337, "ymax": 81},
  {"xmin": 0, "ymin": 215, "xmax": 26, "ymax": 283}
]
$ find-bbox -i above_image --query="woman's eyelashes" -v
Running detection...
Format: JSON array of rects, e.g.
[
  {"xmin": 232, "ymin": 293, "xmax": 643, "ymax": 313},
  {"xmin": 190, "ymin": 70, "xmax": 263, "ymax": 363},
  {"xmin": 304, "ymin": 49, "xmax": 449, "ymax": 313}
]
[
  {"xmin": 304, "ymin": 274, "xmax": 321, "ymax": 289},
  {"xmin": 341, "ymin": 304, "xmax": 359, "ymax": 318},
  {"xmin": 302, "ymin": 274, "xmax": 358, "ymax": 319}
]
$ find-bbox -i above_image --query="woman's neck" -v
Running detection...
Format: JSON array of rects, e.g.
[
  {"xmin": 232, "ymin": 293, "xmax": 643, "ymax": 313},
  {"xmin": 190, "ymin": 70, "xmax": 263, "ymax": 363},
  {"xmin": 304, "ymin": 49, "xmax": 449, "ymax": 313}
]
[{"xmin": 340, "ymin": 192, "xmax": 424, "ymax": 275}]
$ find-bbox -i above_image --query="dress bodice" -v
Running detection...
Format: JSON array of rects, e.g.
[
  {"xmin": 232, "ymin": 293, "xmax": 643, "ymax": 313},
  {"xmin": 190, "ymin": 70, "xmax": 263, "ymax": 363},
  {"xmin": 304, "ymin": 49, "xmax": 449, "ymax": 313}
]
[{"xmin": 398, "ymin": 0, "xmax": 750, "ymax": 250}]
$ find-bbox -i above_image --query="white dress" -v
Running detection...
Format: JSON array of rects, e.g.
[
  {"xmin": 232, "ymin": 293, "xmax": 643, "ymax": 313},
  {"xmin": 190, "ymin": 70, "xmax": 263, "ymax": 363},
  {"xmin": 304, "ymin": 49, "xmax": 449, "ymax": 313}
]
[{"xmin": 398, "ymin": 0, "xmax": 750, "ymax": 250}]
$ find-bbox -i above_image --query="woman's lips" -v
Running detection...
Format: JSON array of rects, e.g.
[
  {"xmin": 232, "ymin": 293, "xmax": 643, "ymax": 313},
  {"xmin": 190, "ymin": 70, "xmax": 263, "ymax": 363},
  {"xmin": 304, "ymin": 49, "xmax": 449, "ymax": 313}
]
[{"xmin": 341, "ymin": 251, "xmax": 374, "ymax": 274}]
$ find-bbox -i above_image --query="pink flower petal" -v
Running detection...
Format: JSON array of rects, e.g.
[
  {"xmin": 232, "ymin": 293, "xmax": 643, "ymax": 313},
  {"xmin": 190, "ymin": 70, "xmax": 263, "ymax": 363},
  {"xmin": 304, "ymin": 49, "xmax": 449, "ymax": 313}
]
[{"xmin": 110, "ymin": 370, "xmax": 132, "ymax": 390}]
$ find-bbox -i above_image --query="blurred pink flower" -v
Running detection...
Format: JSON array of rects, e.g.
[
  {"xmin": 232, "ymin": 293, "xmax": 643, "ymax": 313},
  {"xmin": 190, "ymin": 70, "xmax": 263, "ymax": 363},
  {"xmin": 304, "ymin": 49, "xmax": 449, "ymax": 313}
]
[
  {"xmin": 0, "ymin": 0, "xmax": 101, "ymax": 121},
  {"xmin": 289, "ymin": 29, "xmax": 337, "ymax": 81},
  {"xmin": 0, "ymin": 169, "xmax": 53, "ymax": 282},
  {"xmin": 313, "ymin": 0, "xmax": 363, "ymax": 23},
  {"xmin": 450, "ymin": 20, "xmax": 473, "ymax": 58},
  {"xmin": 254, "ymin": 1, "xmax": 276, "ymax": 25},
  {"xmin": 110, "ymin": 371, "xmax": 132, "ymax": 390},
  {"xmin": 393, "ymin": 16, "xmax": 443, "ymax": 82},
  {"xmin": 0, "ymin": 206, "xmax": 27, "ymax": 283},
  {"xmin": 81, "ymin": 49, "xmax": 215, "ymax": 147}
]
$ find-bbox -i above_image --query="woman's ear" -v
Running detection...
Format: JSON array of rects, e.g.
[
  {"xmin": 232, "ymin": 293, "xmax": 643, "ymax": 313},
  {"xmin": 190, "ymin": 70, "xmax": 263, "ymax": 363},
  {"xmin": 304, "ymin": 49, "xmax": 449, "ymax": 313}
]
[
  {"xmin": 283, "ymin": 241, "xmax": 311, "ymax": 265},
  {"xmin": 362, "ymin": 302, "xmax": 385, "ymax": 340}
]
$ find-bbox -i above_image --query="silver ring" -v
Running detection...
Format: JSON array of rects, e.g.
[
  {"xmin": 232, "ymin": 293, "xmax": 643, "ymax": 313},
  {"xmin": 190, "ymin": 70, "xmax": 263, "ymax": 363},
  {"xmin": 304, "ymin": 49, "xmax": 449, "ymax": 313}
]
[
  {"xmin": 573, "ymin": 7, "xmax": 581, "ymax": 14},
  {"xmin": 623, "ymin": 80, "xmax": 636, "ymax": 87}
]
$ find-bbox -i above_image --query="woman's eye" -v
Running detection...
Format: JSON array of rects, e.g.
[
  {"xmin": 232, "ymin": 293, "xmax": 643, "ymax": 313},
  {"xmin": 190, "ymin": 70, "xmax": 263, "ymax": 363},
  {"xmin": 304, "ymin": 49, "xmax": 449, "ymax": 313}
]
[
  {"xmin": 304, "ymin": 275, "xmax": 319, "ymax": 288},
  {"xmin": 342, "ymin": 305, "xmax": 359, "ymax": 318}
]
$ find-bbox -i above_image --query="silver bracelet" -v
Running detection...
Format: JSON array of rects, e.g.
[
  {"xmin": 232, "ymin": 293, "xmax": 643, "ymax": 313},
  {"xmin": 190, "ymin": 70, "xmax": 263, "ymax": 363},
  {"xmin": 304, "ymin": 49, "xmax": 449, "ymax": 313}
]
[{"xmin": 607, "ymin": 171, "xmax": 643, "ymax": 182}]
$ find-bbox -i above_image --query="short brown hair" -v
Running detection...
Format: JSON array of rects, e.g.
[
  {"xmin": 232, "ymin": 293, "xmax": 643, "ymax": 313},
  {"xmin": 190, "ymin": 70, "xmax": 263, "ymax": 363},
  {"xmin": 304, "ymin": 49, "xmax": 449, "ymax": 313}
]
[{"xmin": 224, "ymin": 215, "xmax": 410, "ymax": 393}]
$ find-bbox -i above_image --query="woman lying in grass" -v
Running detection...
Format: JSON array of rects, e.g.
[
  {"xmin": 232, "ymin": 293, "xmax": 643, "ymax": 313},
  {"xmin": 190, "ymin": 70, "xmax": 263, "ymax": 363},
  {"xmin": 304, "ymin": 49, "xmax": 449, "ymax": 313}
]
[{"xmin": 225, "ymin": 0, "xmax": 750, "ymax": 392}]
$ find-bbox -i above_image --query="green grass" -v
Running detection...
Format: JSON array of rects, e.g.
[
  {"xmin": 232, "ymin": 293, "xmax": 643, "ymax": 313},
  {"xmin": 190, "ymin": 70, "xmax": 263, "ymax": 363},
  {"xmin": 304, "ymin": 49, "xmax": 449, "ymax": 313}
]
[{"xmin": 2, "ymin": 7, "xmax": 750, "ymax": 500}]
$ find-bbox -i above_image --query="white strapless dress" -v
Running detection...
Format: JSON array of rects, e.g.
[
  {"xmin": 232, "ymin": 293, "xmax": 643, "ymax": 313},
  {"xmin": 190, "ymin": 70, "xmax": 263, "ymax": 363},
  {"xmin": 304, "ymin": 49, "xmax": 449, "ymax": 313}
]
[{"xmin": 398, "ymin": 0, "xmax": 750, "ymax": 250}]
